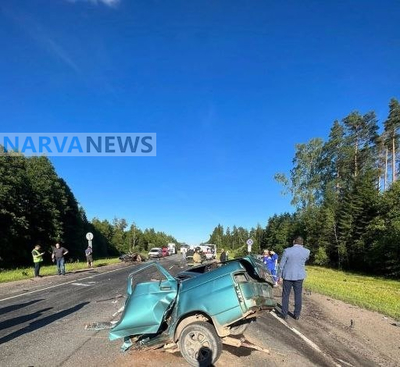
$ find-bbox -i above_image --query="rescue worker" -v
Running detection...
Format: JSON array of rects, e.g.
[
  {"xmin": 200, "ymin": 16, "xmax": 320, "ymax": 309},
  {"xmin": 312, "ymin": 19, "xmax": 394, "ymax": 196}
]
[{"xmin": 32, "ymin": 244, "xmax": 45, "ymax": 278}]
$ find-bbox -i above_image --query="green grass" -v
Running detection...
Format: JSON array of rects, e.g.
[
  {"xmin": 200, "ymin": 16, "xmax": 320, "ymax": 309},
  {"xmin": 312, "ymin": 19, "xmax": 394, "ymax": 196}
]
[
  {"xmin": 0, "ymin": 258, "xmax": 121, "ymax": 283},
  {"xmin": 305, "ymin": 266, "xmax": 400, "ymax": 321}
]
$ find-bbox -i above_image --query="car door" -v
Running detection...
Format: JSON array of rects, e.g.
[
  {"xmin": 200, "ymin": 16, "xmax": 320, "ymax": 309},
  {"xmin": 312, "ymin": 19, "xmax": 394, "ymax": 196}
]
[{"xmin": 109, "ymin": 262, "xmax": 178, "ymax": 341}]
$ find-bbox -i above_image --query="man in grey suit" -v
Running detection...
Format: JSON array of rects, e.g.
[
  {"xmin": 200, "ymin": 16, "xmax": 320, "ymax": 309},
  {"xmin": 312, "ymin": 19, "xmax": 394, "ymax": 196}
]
[{"xmin": 278, "ymin": 236, "xmax": 310, "ymax": 320}]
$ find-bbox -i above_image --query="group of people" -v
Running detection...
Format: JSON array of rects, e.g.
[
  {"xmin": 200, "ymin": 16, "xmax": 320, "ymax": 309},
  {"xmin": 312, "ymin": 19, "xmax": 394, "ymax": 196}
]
[
  {"xmin": 262, "ymin": 249, "xmax": 279, "ymax": 286},
  {"xmin": 265, "ymin": 236, "xmax": 310, "ymax": 321},
  {"xmin": 31, "ymin": 242, "xmax": 94, "ymax": 278}
]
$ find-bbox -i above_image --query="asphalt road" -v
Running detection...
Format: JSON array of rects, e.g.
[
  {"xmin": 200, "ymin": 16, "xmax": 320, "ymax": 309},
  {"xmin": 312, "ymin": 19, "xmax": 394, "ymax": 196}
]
[{"xmin": 0, "ymin": 256, "xmax": 376, "ymax": 367}]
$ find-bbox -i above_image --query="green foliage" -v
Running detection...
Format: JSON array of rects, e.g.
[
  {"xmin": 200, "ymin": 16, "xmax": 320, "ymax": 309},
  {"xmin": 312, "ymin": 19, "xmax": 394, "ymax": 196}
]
[
  {"xmin": 273, "ymin": 98, "xmax": 400, "ymax": 278},
  {"xmin": 314, "ymin": 246, "xmax": 329, "ymax": 266},
  {"xmin": 305, "ymin": 266, "xmax": 400, "ymax": 320},
  {"xmin": 208, "ymin": 98, "xmax": 400, "ymax": 279},
  {"xmin": 0, "ymin": 151, "xmax": 92, "ymax": 267},
  {"xmin": 0, "ymin": 149, "xmax": 180, "ymax": 268},
  {"xmin": 0, "ymin": 258, "xmax": 121, "ymax": 283}
]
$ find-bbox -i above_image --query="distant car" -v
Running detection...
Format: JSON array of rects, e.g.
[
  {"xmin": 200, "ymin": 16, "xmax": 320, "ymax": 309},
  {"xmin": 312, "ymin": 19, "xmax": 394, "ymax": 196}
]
[
  {"xmin": 148, "ymin": 247, "xmax": 162, "ymax": 258},
  {"xmin": 161, "ymin": 247, "xmax": 169, "ymax": 257},
  {"xmin": 109, "ymin": 255, "xmax": 276, "ymax": 366}
]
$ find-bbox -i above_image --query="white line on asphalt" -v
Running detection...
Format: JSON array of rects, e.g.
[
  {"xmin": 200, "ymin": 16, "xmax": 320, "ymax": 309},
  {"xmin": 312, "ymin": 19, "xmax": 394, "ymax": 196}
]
[
  {"xmin": 71, "ymin": 283, "xmax": 91, "ymax": 287},
  {"xmin": 0, "ymin": 266, "xmax": 129, "ymax": 303},
  {"xmin": 270, "ymin": 311, "xmax": 341, "ymax": 367}
]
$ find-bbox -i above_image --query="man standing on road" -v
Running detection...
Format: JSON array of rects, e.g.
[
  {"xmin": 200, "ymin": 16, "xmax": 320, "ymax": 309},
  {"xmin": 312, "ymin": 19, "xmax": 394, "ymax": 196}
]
[
  {"xmin": 85, "ymin": 245, "xmax": 93, "ymax": 268},
  {"xmin": 32, "ymin": 244, "xmax": 45, "ymax": 278},
  {"xmin": 278, "ymin": 236, "xmax": 310, "ymax": 320},
  {"xmin": 52, "ymin": 243, "xmax": 69, "ymax": 275}
]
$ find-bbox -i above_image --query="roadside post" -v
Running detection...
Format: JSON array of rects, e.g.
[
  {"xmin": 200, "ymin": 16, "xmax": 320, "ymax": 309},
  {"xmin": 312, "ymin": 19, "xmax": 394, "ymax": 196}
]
[
  {"xmin": 86, "ymin": 232, "xmax": 94, "ymax": 248},
  {"xmin": 246, "ymin": 239, "xmax": 253, "ymax": 254}
]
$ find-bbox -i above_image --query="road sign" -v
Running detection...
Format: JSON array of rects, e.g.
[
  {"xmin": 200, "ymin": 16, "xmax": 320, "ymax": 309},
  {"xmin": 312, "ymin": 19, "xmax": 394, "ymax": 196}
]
[
  {"xmin": 246, "ymin": 239, "xmax": 253, "ymax": 253},
  {"xmin": 86, "ymin": 232, "xmax": 94, "ymax": 241}
]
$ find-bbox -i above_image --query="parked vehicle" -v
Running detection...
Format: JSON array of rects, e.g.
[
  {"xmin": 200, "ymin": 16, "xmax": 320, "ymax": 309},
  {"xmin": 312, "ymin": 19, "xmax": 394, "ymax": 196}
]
[
  {"xmin": 147, "ymin": 247, "xmax": 162, "ymax": 258},
  {"xmin": 167, "ymin": 242, "xmax": 176, "ymax": 254},
  {"xmin": 199, "ymin": 244, "xmax": 216, "ymax": 260},
  {"xmin": 109, "ymin": 255, "xmax": 276, "ymax": 366},
  {"xmin": 161, "ymin": 247, "xmax": 169, "ymax": 257}
]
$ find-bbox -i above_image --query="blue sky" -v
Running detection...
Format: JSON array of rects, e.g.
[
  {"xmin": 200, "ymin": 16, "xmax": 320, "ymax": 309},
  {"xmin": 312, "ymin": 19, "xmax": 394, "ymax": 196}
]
[{"xmin": 1, "ymin": 0, "xmax": 399, "ymax": 244}]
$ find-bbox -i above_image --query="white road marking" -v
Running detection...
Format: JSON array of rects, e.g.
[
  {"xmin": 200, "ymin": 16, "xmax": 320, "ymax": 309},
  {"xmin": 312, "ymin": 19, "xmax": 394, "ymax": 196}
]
[
  {"xmin": 271, "ymin": 311, "xmax": 341, "ymax": 367},
  {"xmin": 112, "ymin": 305, "xmax": 125, "ymax": 317},
  {"xmin": 71, "ymin": 283, "xmax": 91, "ymax": 287},
  {"xmin": 0, "ymin": 266, "xmax": 130, "ymax": 303},
  {"xmin": 336, "ymin": 358, "xmax": 354, "ymax": 366}
]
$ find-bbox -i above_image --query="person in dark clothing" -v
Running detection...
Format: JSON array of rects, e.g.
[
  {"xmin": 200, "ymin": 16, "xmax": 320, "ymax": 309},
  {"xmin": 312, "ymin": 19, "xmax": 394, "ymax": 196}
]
[
  {"xmin": 32, "ymin": 245, "xmax": 45, "ymax": 278},
  {"xmin": 52, "ymin": 243, "xmax": 69, "ymax": 275},
  {"xmin": 220, "ymin": 249, "xmax": 227, "ymax": 262},
  {"xmin": 278, "ymin": 236, "xmax": 310, "ymax": 320},
  {"xmin": 85, "ymin": 245, "xmax": 93, "ymax": 268}
]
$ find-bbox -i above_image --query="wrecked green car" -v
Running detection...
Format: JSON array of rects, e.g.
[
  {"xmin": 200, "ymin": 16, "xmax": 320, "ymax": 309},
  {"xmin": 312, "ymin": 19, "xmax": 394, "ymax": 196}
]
[{"xmin": 109, "ymin": 255, "xmax": 276, "ymax": 366}]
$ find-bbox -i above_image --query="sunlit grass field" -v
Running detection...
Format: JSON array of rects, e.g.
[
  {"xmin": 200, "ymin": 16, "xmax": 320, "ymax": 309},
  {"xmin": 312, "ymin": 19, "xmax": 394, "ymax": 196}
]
[
  {"xmin": 0, "ymin": 258, "xmax": 121, "ymax": 283},
  {"xmin": 305, "ymin": 266, "xmax": 400, "ymax": 320}
]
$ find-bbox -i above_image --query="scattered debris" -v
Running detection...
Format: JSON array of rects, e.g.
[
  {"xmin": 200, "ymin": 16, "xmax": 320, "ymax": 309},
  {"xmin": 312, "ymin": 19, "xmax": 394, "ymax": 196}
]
[
  {"xmin": 119, "ymin": 253, "xmax": 146, "ymax": 262},
  {"xmin": 85, "ymin": 321, "xmax": 117, "ymax": 331},
  {"xmin": 96, "ymin": 294, "xmax": 123, "ymax": 303}
]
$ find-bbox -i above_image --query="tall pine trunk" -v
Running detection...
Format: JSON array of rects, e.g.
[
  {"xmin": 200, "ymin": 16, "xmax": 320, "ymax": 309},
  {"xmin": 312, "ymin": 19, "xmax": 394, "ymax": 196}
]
[{"xmin": 392, "ymin": 138, "xmax": 396, "ymax": 183}]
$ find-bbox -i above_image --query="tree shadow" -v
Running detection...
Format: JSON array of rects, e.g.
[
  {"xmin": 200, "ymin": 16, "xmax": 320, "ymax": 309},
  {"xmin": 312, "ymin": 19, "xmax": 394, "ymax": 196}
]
[
  {"xmin": 0, "ymin": 302, "xmax": 89, "ymax": 344},
  {"xmin": 0, "ymin": 299, "xmax": 44, "ymax": 316}
]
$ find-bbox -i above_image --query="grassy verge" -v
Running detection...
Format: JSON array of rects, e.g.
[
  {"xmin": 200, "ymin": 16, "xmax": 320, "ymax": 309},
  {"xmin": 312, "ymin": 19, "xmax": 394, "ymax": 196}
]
[
  {"xmin": 0, "ymin": 258, "xmax": 121, "ymax": 283},
  {"xmin": 305, "ymin": 266, "xmax": 400, "ymax": 321}
]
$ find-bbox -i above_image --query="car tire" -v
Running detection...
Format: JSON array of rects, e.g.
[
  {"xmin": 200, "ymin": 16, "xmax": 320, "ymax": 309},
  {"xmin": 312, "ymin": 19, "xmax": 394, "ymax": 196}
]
[{"xmin": 178, "ymin": 321, "xmax": 222, "ymax": 367}]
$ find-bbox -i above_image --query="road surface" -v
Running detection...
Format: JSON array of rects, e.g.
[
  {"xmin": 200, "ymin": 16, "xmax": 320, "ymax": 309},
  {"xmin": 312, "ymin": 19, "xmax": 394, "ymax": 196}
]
[{"xmin": 0, "ymin": 256, "xmax": 389, "ymax": 366}]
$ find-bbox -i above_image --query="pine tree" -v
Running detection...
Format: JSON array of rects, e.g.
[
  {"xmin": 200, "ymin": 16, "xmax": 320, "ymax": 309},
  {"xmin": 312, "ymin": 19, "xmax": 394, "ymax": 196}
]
[{"xmin": 384, "ymin": 98, "xmax": 400, "ymax": 185}]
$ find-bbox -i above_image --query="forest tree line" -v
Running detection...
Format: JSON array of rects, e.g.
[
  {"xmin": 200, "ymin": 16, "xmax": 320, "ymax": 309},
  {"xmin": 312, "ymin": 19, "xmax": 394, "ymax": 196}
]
[
  {"xmin": 207, "ymin": 98, "xmax": 400, "ymax": 278},
  {"xmin": 0, "ymin": 149, "xmax": 179, "ymax": 268}
]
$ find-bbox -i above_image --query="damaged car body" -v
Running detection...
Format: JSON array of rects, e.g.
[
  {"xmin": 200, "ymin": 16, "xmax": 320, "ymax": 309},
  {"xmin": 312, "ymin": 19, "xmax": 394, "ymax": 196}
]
[{"xmin": 109, "ymin": 255, "xmax": 276, "ymax": 366}]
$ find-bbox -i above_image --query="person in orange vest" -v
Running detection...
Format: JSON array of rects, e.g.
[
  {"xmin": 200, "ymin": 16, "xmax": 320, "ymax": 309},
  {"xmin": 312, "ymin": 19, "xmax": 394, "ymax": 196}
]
[{"xmin": 32, "ymin": 244, "xmax": 45, "ymax": 278}]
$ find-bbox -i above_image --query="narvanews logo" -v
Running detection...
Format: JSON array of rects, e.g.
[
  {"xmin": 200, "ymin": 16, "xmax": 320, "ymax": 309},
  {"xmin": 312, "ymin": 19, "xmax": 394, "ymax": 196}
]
[{"xmin": 0, "ymin": 133, "xmax": 156, "ymax": 156}]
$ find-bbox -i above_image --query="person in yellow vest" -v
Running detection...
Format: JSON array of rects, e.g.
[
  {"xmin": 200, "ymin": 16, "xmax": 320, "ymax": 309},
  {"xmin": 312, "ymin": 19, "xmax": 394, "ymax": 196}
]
[{"xmin": 32, "ymin": 245, "xmax": 45, "ymax": 278}]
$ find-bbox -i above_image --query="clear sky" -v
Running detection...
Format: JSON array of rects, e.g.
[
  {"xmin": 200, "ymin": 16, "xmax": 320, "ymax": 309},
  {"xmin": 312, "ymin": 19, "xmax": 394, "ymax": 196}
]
[{"xmin": 1, "ymin": 0, "xmax": 399, "ymax": 245}]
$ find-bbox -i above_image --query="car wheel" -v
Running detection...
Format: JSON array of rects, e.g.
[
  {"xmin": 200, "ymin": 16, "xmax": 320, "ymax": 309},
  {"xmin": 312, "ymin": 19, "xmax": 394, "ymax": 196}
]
[
  {"xmin": 178, "ymin": 321, "xmax": 222, "ymax": 367},
  {"xmin": 229, "ymin": 322, "xmax": 249, "ymax": 336}
]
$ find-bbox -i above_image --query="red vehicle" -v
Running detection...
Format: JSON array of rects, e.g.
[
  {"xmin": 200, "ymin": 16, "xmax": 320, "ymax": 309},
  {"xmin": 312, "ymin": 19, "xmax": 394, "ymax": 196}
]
[{"xmin": 161, "ymin": 247, "xmax": 169, "ymax": 257}]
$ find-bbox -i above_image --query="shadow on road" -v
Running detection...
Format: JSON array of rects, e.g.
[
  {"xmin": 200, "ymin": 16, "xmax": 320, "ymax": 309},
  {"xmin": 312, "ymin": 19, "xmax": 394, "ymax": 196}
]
[
  {"xmin": 0, "ymin": 299, "xmax": 44, "ymax": 316},
  {"xmin": 0, "ymin": 307, "xmax": 52, "ymax": 333},
  {"xmin": 0, "ymin": 302, "xmax": 89, "ymax": 344}
]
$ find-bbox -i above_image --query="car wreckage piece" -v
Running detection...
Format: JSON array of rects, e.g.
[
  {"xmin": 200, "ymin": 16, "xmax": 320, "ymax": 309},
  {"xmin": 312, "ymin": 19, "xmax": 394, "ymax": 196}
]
[{"xmin": 108, "ymin": 255, "xmax": 276, "ymax": 366}]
